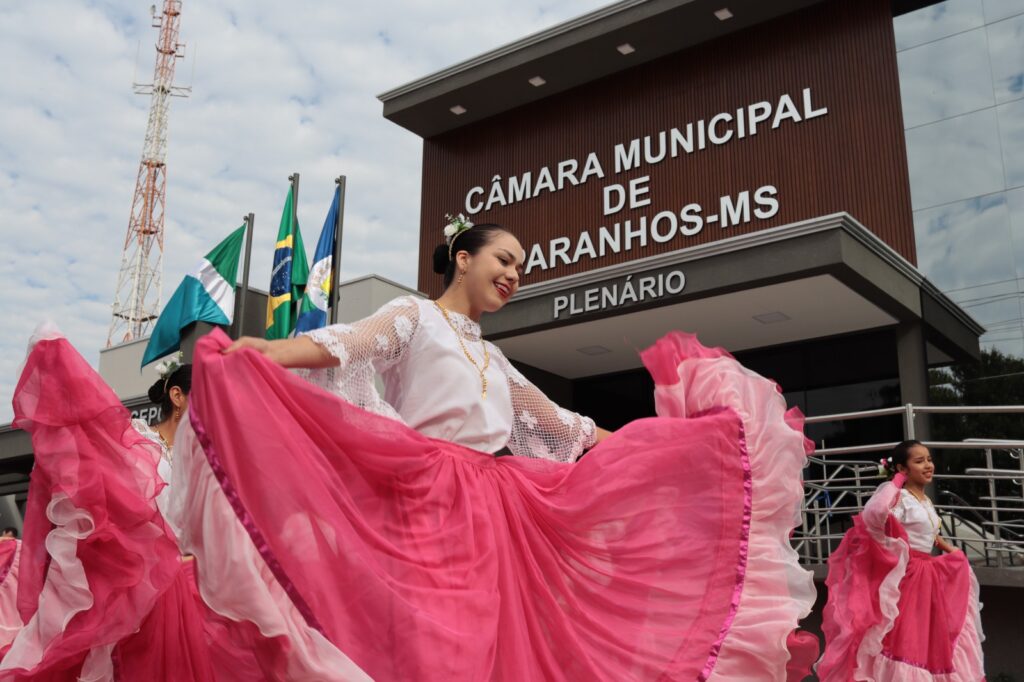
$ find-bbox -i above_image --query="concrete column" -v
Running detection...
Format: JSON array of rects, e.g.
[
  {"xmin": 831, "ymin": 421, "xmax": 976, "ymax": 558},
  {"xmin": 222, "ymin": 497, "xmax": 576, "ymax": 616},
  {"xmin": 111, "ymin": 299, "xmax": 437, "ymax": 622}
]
[{"xmin": 896, "ymin": 320, "xmax": 931, "ymax": 441}]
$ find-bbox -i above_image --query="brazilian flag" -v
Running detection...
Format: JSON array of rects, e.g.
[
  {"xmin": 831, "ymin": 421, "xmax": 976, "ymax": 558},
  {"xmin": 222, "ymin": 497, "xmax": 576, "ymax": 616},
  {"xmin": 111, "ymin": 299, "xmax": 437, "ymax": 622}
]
[{"xmin": 265, "ymin": 186, "xmax": 309, "ymax": 339}]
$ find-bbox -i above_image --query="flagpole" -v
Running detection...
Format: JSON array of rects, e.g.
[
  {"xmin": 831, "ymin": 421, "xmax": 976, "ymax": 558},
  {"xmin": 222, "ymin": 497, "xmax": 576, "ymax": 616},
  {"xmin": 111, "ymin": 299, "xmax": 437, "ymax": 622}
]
[
  {"xmin": 236, "ymin": 212, "xmax": 255, "ymax": 338},
  {"xmin": 289, "ymin": 172, "xmax": 301, "ymax": 325},
  {"xmin": 329, "ymin": 175, "xmax": 347, "ymax": 324}
]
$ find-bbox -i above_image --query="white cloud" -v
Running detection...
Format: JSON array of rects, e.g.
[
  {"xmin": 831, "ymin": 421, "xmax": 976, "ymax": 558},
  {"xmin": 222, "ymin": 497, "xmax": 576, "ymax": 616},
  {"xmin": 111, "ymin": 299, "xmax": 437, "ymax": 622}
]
[{"xmin": 0, "ymin": 0, "xmax": 601, "ymax": 422}]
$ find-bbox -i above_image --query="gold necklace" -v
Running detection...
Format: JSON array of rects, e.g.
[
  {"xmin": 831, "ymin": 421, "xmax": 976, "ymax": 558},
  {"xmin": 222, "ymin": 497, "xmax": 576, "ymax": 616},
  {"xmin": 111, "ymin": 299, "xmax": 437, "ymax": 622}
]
[
  {"xmin": 156, "ymin": 426, "xmax": 174, "ymax": 461},
  {"xmin": 906, "ymin": 488, "xmax": 939, "ymax": 533},
  {"xmin": 435, "ymin": 301, "xmax": 490, "ymax": 399}
]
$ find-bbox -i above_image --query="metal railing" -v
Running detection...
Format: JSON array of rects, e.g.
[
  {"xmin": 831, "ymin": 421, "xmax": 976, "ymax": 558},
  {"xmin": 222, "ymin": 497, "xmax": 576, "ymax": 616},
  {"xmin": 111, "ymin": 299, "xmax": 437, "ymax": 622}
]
[{"xmin": 794, "ymin": 404, "xmax": 1024, "ymax": 569}]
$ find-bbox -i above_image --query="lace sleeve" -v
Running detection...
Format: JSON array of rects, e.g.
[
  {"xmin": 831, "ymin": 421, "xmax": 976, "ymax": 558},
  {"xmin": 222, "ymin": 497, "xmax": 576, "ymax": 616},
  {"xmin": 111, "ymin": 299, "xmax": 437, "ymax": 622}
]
[
  {"xmin": 494, "ymin": 348, "xmax": 597, "ymax": 463},
  {"xmin": 297, "ymin": 296, "xmax": 421, "ymax": 420}
]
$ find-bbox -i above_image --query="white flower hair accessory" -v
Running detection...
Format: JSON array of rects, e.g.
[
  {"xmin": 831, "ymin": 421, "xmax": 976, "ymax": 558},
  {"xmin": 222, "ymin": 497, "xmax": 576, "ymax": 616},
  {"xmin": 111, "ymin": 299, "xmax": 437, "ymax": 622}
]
[
  {"xmin": 444, "ymin": 213, "xmax": 474, "ymax": 260},
  {"xmin": 154, "ymin": 351, "xmax": 184, "ymax": 391},
  {"xmin": 877, "ymin": 456, "xmax": 892, "ymax": 477}
]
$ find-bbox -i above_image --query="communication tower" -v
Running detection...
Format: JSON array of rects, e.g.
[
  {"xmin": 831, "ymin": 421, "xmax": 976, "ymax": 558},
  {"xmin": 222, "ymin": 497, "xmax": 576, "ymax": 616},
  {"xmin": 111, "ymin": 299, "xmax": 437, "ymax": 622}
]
[{"xmin": 107, "ymin": 1, "xmax": 190, "ymax": 346}]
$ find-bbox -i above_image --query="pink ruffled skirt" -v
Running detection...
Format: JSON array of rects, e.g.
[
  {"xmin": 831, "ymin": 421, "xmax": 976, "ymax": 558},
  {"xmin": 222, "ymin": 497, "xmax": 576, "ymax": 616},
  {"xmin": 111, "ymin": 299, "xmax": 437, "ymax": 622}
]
[
  {"xmin": 6, "ymin": 337, "xmax": 263, "ymax": 681},
  {"xmin": 162, "ymin": 329, "xmax": 818, "ymax": 680},
  {"xmin": 818, "ymin": 517, "xmax": 985, "ymax": 681},
  {"xmin": 0, "ymin": 540, "xmax": 21, "ymax": 656}
]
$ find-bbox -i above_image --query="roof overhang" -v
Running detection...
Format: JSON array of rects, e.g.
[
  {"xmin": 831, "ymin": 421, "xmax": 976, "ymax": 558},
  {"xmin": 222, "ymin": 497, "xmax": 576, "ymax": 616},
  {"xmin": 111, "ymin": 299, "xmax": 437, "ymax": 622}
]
[
  {"xmin": 379, "ymin": 0, "xmax": 943, "ymax": 138},
  {"xmin": 483, "ymin": 213, "xmax": 983, "ymax": 378}
]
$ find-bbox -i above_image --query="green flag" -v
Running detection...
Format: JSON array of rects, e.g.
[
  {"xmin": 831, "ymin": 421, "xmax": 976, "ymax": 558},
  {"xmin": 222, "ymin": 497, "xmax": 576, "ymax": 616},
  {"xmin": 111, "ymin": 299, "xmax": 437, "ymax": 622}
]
[
  {"xmin": 142, "ymin": 225, "xmax": 247, "ymax": 367},
  {"xmin": 265, "ymin": 186, "xmax": 309, "ymax": 339}
]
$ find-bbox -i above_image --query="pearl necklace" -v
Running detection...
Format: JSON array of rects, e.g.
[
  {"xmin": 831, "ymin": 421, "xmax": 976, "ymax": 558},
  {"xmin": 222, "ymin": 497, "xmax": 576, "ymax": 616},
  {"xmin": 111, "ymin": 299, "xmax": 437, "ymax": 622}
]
[{"xmin": 435, "ymin": 301, "xmax": 490, "ymax": 399}]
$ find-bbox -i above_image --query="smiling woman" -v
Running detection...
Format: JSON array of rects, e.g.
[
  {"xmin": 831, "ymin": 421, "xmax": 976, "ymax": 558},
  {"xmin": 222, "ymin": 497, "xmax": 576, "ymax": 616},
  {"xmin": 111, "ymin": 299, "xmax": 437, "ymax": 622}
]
[{"xmin": 149, "ymin": 214, "xmax": 822, "ymax": 680}]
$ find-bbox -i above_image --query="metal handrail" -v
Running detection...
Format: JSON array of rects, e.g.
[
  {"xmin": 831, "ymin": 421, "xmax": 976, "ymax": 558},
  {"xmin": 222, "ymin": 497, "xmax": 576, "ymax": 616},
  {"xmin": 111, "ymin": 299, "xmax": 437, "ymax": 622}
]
[{"xmin": 795, "ymin": 403, "xmax": 1024, "ymax": 569}]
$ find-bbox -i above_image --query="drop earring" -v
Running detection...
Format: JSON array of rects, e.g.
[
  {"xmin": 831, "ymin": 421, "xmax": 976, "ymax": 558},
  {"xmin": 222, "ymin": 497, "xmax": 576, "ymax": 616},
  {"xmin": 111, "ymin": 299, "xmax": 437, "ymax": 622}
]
[{"xmin": 458, "ymin": 271, "xmax": 465, "ymax": 285}]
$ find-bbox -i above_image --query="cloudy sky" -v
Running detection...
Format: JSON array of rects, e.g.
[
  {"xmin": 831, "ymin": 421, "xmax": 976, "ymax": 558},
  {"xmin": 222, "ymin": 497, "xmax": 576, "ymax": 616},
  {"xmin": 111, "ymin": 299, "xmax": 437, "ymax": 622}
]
[{"xmin": 0, "ymin": 0, "xmax": 601, "ymax": 421}]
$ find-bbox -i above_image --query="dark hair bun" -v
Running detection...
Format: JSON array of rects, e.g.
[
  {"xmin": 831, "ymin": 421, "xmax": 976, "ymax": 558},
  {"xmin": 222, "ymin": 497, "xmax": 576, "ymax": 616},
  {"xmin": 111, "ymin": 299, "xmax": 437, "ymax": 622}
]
[
  {"xmin": 432, "ymin": 243, "xmax": 449, "ymax": 274},
  {"xmin": 147, "ymin": 380, "xmax": 166, "ymax": 404}
]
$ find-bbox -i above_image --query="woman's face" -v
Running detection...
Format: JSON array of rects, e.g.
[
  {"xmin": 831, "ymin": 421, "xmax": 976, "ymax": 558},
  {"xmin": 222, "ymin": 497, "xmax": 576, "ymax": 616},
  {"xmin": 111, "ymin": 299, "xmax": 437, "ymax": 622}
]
[
  {"xmin": 458, "ymin": 231, "xmax": 524, "ymax": 313},
  {"xmin": 898, "ymin": 444, "xmax": 934, "ymax": 487}
]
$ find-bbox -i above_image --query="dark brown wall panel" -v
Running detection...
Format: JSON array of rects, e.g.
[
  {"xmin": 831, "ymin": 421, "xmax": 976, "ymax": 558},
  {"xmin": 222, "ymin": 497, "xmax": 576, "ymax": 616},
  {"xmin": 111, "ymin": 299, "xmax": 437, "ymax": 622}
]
[{"xmin": 418, "ymin": 0, "xmax": 914, "ymax": 296}]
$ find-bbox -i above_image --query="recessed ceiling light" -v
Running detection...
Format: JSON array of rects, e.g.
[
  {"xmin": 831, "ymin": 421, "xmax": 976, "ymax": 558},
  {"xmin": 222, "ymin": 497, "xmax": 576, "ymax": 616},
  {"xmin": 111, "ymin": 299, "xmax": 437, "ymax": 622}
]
[
  {"xmin": 528, "ymin": 76, "xmax": 546, "ymax": 87},
  {"xmin": 616, "ymin": 43, "xmax": 635, "ymax": 55},
  {"xmin": 714, "ymin": 8, "xmax": 733, "ymax": 20},
  {"xmin": 577, "ymin": 345, "xmax": 612, "ymax": 356},
  {"xmin": 449, "ymin": 105, "xmax": 467, "ymax": 115},
  {"xmin": 753, "ymin": 311, "xmax": 790, "ymax": 324}
]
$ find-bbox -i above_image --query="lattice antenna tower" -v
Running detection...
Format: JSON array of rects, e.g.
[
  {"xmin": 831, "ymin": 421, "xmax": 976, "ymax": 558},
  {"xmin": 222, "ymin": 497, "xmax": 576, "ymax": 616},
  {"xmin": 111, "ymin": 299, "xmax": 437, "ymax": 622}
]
[{"xmin": 107, "ymin": 0, "xmax": 191, "ymax": 346}]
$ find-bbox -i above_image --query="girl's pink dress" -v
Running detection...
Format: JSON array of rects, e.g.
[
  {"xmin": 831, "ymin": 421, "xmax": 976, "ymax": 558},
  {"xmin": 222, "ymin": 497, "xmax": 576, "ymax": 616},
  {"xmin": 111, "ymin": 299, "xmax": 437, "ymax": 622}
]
[{"xmin": 817, "ymin": 477, "xmax": 985, "ymax": 681}]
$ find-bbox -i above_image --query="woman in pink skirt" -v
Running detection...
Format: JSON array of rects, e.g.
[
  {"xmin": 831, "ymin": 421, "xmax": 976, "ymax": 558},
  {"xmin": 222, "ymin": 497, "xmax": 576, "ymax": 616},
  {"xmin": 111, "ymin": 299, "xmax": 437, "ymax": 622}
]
[
  {"xmin": 159, "ymin": 217, "xmax": 819, "ymax": 680},
  {"xmin": 817, "ymin": 440, "xmax": 985, "ymax": 681}
]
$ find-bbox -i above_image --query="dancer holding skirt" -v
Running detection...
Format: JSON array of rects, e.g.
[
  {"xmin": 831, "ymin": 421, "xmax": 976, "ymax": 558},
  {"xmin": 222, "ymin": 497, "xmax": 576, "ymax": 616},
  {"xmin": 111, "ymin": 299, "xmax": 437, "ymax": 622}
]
[
  {"xmin": 163, "ymin": 217, "xmax": 817, "ymax": 680},
  {"xmin": 817, "ymin": 440, "xmax": 985, "ymax": 681}
]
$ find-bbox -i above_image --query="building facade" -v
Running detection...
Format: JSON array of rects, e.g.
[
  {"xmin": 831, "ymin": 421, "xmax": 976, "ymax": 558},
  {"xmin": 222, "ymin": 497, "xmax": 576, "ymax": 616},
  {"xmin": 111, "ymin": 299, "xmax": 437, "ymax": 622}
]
[{"xmin": 380, "ymin": 0, "xmax": 986, "ymax": 445}]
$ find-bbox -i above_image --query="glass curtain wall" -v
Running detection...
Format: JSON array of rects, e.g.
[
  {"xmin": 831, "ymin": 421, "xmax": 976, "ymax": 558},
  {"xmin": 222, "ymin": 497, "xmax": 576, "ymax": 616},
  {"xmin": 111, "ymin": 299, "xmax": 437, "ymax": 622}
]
[{"xmin": 896, "ymin": 0, "xmax": 1024, "ymax": 356}]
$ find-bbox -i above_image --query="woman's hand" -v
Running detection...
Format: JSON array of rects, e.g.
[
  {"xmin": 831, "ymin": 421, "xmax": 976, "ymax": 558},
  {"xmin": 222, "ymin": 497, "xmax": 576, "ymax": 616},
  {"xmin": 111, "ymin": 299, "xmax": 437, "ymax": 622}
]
[
  {"xmin": 221, "ymin": 335, "xmax": 337, "ymax": 369},
  {"xmin": 223, "ymin": 336, "xmax": 272, "ymax": 356}
]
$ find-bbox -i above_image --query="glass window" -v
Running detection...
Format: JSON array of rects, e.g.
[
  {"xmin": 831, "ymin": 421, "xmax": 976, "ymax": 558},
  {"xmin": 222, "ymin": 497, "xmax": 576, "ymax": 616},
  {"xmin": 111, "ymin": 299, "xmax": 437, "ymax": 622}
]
[
  {"xmin": 949, "ymin": 277, "xmax": 1024, "ymax": 362},
  {"xmin": 947, "ymin": 278, "xmax": 1021, "ymax": 326},
  {"xmin": 897, "ymin": 28, "xmax": 995, "ymax": 128},
  {"xmin": 983, "ymin": 0, "xmax": 1024, "ymax": 23},
  {"xmin": 914, "ymin": 193, "xmax": 1015, "ymax": 291},
  {"xmin": 981, "ymin": 332, "xmax": 1024, "ymax": 357},
  {"xmin": 987, "ymin": 12, "xmax": 1024, "ymax": 103},
  {"xmin": 895, "ymin": 0, "xmax": 986, "ymax": 51},
  {"xmin": 997, "ymin": 97, "xmax": 1024, "ymax": 188},
  {"xmin": 905, "ymin": 108, "xmax": 1005, "ymax": 209},
  {"xmin": 1006, "ymin": 186, "xmax": 1024, "ymax": 278}
]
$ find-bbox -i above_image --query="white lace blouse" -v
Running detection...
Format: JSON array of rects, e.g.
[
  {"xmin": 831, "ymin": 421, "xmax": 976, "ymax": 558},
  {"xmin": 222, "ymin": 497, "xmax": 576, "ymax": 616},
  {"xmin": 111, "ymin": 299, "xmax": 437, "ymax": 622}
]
[
  {"xmin": 300, "ymin": 296, "xmax": 597, "ymax": 462},
  {"xmin": 892, "ymin": 489, "xmax": 942, "ymax": 553},
  {"xmin": 132, "ymin": 418, "xmax": 174, "ymax": 519}
]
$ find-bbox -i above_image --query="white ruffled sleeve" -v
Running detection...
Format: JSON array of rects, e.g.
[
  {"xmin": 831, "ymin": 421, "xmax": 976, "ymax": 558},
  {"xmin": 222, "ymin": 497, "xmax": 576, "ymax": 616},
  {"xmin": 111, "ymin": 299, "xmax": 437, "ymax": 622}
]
[
  {"xmin": 493, "ymin": 348, "xmax": 597, "ymax": 463},
  {"xmin": 297, "ymin": 296, "xmax": 421, "ymax": 421},
  {"xmin": 861, "ymin": 481, "xmax": 903, "ymax": 535}
]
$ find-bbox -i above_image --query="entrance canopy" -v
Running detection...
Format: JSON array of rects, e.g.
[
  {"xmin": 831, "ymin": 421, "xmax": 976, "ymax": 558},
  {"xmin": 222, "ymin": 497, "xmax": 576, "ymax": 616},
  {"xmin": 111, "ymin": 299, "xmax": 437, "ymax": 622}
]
[{"xmin": 484, "ymin": 213, "xmax": 982, "ymax": 378}]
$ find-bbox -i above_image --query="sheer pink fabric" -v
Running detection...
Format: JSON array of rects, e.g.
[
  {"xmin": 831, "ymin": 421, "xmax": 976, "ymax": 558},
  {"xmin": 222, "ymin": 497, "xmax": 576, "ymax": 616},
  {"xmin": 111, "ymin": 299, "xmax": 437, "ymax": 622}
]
[
  {"xmin": 640, "ymin": 333, "xmax": 818, "ymax": 680},
  {"xmin": 0, "ymin": 541, "xmax": 21, "ymax": 655},
  {"xmin": 6, "ymin": 337, "xmax": 181, "ymax": 679},
  {"xmin": 5, "ymin": 337, "xmax": 263, "ymax": 681},
  {"xmin": 818, "ymin": 480, "xmax": 985, "ymax": 681},
  {"xmin": 169, "ymin": 328, "xmax": 816, "ymax": 680}
]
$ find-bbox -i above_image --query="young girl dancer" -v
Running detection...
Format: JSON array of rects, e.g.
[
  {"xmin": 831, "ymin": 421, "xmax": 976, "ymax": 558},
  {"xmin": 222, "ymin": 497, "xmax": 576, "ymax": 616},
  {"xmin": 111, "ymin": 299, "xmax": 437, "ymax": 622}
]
[{"xmin": 817, "ymin": 440, "xmax": 985, "ymax": 681}]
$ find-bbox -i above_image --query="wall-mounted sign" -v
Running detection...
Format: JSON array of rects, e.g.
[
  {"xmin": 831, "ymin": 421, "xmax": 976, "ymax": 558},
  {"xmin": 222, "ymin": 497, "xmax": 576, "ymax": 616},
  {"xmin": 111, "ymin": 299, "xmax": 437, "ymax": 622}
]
[
  {"xmin": 418, "ymin": 1, "xmax": 915, "ymax": 296},
  {"xmin": 553, "ymin": 270, "xmax": 686, "ymax": 319},
  {"xmin": 129, "ymin": 405, "xmax": 163, "ymax": 425},
  {"xmin": 460, "ymin": 88, "xmax": 826, "ymax": 275}
]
